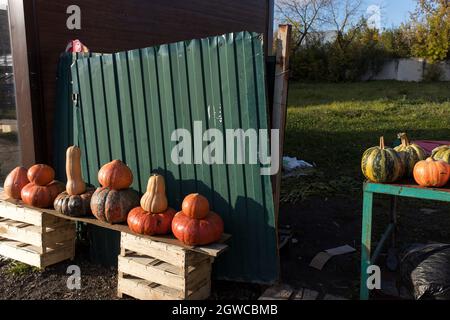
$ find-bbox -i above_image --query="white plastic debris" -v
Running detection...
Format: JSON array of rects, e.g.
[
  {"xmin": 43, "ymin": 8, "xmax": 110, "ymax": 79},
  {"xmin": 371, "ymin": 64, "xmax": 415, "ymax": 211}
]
[{"xmin": 283, "ymin": 156, "xmax": 313, "ymax": 172}]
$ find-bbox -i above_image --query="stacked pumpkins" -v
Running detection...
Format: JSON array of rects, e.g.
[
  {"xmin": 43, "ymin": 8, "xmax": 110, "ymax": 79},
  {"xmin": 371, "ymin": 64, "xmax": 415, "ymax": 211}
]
[
  {"xmin": 125, "ymin": 178, "xmax": 225, "ymax": 246},
  {"xmin": 361, "ymin": 134, "xmax": 450, "ymax": 188},
  {"xmin": 127, "ymin": 174, "xmax": 176, "ymax": 235},
  {"xmin": 53, "ymin": 146, "xmax": 95, "ymax": 216},
  {"xmin": 2, "ymin": 146, "xmax": 224, "ymax": 246},
  {"xmin": 172, "ymin": 194, "xmax": 224, "ymax": 246},
  {"xmin": 20, "ymin": 165, "xmax": 65, "ymax": 208},
  {"xmin": 91, "ymin": 160, "xmax": 140, "ymax": 224}
]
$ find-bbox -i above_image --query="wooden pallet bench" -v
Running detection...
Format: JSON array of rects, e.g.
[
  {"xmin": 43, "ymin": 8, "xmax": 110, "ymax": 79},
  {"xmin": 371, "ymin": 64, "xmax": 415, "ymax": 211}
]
[
  {"xmin": 0, "ymin": 199, "xmax": 76, "ymax": 268},
  {"xmin": 0, "ymin": 191, "xmax": 230, "ymax": 299},
  {"xmin": 118, "ymin": 232, "xmax": 229, "ymax": 300}
]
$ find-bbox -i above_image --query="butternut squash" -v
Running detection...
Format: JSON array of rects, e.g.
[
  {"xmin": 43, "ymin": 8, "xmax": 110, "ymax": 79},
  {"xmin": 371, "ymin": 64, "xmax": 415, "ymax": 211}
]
[
  {"xmin": 140, "ymin": 174, "xmax": 168, "ymax": 213},
  {"xmin": 66, "ymin": 145, "xmax": 86, "ymax": 195}
]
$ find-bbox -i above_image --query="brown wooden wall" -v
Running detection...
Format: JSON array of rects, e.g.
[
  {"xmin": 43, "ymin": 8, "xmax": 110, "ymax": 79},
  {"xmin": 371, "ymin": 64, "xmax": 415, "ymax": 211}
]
[{"xmin": 21, "ymin": 0, "xmax": 271, "ymax": 165}]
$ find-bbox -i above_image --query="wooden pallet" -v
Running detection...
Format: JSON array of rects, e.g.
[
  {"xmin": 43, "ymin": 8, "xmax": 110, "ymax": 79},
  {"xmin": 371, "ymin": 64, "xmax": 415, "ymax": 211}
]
[
  {"xmin": 0, "ymin": 199, "xmax": 76, "ymax": 268},
  {"xmin": 118, "ymin": 232, "xmax": 226, "ymax": 300}
]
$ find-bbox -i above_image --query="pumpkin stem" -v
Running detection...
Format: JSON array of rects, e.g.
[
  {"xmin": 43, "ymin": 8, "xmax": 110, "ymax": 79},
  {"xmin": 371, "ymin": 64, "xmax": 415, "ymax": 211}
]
[
  {"xmin": 379, "ymin": 136, "xmax": 385, "ymax": 149},
  {"xmin": 398, "ymin": 133, "xmax": 410, "ymax": 147}
]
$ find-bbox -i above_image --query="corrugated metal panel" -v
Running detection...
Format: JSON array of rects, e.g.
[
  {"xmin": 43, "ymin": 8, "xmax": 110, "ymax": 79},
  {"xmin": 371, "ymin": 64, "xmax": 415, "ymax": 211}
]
[
  {"xmin": 69, "ymin": 32, "xmax": 278, "ymax": 283},
  {"xmin": 53, "ymin": 52, "xmax": 102, "ymax": 181}
]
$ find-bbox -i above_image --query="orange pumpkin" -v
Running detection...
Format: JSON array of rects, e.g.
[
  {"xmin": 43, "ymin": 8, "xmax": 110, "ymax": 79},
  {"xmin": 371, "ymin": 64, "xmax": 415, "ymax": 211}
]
[
  {"xmin": 3, "ymin": 166, "xmax": 29, "ymax": 200},
  {"xmin": 127, "ymin": 206, "xmax": 176, "ymax": 236},
  {"xmin": 172, "ymin": 211, "xmax": 224, "ymax": 246},
  {"xmin": 27, "ymin": 164, "xmax": 55, "ymax": 186},
  {"xmin": 413, "ymin": 157, "xmax": 450, "ymax": 188},
  {"xmin": 181, "ymin": 193, "xmax": 210, "ymax": 219},
  {"xmin": 21, "ymin": 181, "xmax": 64, "ymax": 208},
  {"xmin": 98, "ymin": 160, "xmax": 133, "ymax": 190},
  {"xmin": 47, "ymin": 180, "xmax": 66, "ymax": 200}
]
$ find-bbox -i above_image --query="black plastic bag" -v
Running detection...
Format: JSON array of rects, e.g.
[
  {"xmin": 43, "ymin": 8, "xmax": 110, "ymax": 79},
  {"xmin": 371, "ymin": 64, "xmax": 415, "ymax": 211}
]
[{"xmin": 400, "ymin": 243, "xmax": 450, "ymax": 300}]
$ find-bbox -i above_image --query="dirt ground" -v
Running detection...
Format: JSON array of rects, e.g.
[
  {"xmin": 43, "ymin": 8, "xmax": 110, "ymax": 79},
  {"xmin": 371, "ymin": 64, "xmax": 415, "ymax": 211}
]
[
  {"xmin": 1, "ymin": 192, "xmax": 449, "ymax": 300},
  {"xmin": 0, "ymin": 247, "xmax": 263, "ymax": 300}
]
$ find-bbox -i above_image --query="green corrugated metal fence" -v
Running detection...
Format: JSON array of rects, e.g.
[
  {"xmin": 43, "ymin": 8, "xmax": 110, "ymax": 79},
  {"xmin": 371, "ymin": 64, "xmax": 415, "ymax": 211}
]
[
  {"xmin": 55, "ymin": 31, "xmax": 278, "ymax": 283},
  {"xmin": 53, "ymin": 52, "xmax": 102, "ymax": 181}
]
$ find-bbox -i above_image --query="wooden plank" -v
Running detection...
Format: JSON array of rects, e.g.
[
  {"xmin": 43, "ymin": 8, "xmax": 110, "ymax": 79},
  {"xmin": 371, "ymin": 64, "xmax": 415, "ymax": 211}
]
[
  {"xmin": 121, "ymin": 233, "xmax": 186, "ymax": 268},
  {"xmin": 118, "ymin": 255, "xmax": 185, "ymax": 291},
  {"xmin": 41, "ymin": 241, "xmax": 75, "ymax": 268},
  {"xmin": 48, "ymin": 208, "xmax": 229, "ymax": 256},
  {"xmin": 186, "ymin": 252, "xmax": 211, "ymax": 266},
  {"xmin": 7, "ymin": 0, "xmax": 36, "ymax": 167},
  {"xmin": 187, "ymin": 280, "xmax": 211, "ymax": 300},
  {"xmin": 118, "ymin": 275, "xmax": 184, "ymax": 300},
  {"xmin": 121, "ymin": 250, "xmax": 206, "ymax": 275},
  {"xmin": 190, "ymin": 242, "xmax": 229, "ymax": 257},
  {"xmin": 0, "ymin": 218, "xmax": 42, "ymax": 247},
  {"xmin": 258, "ymin": 284, "xmax": 294, "ymax": 300},
  {"xmin": 186, "ymin": 260, "xmax": 211, "ymax": 292},
  {"xmin": 0, "ymin": 238, "xmax": 41, "ymax": 267},
  {"xmin": 1, "ymin": 194, "xmax": 230, "ymax": 257},
  {"xmin": 271, "ymin": 24, "xmax": 292, "ymax": 230},
  {"xmin": 0, "ymin": 200, "xmax": 44, "ymax": 226},
  {"xmin": 43, "ymin": 224, "xmax": 76, "ymax": 247}
]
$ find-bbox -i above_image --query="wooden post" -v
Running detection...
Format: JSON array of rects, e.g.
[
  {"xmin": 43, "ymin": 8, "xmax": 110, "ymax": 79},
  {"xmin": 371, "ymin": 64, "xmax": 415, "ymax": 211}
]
[
  {"xmin": 7, "ymin": 0, "xmax": 36, "ymax": 166},
  {"xmin": 271, "ymin": 24, "xmax": 291, "ymax": 230}
]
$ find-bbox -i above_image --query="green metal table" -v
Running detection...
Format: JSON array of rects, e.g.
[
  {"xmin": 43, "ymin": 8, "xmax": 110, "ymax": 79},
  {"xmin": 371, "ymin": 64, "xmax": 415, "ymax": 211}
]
[{"xmin": 360, "ymin": 181, "xmax": 450, "ymax": 300}]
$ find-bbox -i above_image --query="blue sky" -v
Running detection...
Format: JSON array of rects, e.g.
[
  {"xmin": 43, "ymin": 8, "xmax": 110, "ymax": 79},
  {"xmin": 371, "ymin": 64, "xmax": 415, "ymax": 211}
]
[
  {"xmin": 275, "ymin": 0, "xmax": 418, "ymax": 30},
  {"xmin": 363, "ymin": 0, "xmax": 416, "ymax": 28}
]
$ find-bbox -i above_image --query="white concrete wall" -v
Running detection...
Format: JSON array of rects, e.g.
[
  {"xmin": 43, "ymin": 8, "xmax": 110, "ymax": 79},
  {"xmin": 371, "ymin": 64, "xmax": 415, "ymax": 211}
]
[
  {"xmin": 438, "ymin": 60, "xmax": 450, "ymax": 81},
  {"xmin": 364, "ymin": 58, "xmax": 450, "ymax": 82}
]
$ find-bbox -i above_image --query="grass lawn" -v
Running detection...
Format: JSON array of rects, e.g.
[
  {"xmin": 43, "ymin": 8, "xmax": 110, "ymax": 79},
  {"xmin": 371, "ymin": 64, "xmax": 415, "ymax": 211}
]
[{"xmin": 282, "ymin": 81, "xmax": 450, "ymax": 202}]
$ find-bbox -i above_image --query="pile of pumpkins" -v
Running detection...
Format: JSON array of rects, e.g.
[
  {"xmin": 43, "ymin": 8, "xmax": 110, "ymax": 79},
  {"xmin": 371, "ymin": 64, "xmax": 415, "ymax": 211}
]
[
  {"xmin": 361, "ymin": 133, "xmax": 450, "ymax": 188},
  {"xmin": 3, "ymin": 146, "xmax": 223, "ymax": 246}
]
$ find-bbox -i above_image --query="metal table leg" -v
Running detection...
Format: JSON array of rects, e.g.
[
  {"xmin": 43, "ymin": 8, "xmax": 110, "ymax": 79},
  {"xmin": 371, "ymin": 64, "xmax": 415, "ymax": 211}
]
[
  {"xmin": 390, "ymin": 196, "xmax": 398, "ymax": 248},
  {"xmin": 360, "ymin": 190, "xmax": 373, "ymax": 300}
]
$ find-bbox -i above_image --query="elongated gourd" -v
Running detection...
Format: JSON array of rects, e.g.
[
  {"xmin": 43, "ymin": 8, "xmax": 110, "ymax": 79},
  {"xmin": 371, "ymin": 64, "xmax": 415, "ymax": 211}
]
[
  {"xmin": 140, "ymin": 174, "xmax": 168, "ymax": 213},
  {"xmin": 66, "ymin": 145, "xmax": 86, "ymax": 195}
]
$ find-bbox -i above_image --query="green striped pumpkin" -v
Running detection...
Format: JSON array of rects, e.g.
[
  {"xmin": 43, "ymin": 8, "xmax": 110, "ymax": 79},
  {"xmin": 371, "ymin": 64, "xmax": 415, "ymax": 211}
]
[
  {"xmin": 394, "ymin": 133, "xmax": 427, "ymax": 176},
  {"xmin": 431, "ymin": 145, "xmax": 450, "ymax": 164},
  {"xmin": 361, "ymin": 136, "xmax": 404, "ymax": 183}
]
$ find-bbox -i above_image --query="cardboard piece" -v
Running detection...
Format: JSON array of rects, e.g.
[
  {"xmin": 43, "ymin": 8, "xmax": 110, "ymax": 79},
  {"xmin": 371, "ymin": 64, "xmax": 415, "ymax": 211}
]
[{"xmin": 309, "ymin": 245, "xmax": 356, "ymax": 270}]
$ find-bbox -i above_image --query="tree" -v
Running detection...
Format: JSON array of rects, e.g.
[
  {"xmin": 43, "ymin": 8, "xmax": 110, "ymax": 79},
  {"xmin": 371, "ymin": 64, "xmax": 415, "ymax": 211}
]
[
  {"xmin": 276, "ymin": 0, "xmax": 331, "ymax": 50},
  {"xmin": 379, "ymin": 24, "xmax": 414, "ymax": 58},
  {"xmin": 322, "ymin": 0, "xmax": 365, "ymax": 51},
  {"xmin": 410, "ymin": 0, "xmax": 450, "ymax": 62}
]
